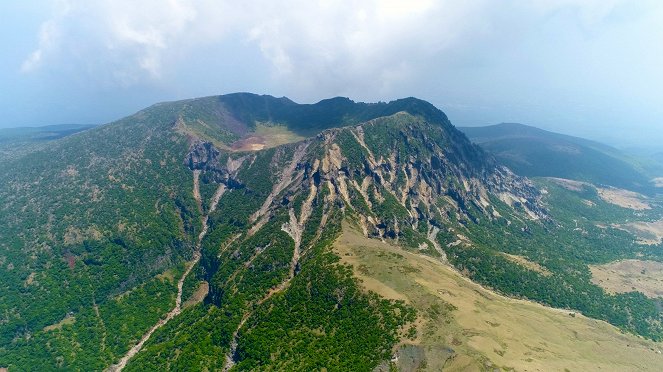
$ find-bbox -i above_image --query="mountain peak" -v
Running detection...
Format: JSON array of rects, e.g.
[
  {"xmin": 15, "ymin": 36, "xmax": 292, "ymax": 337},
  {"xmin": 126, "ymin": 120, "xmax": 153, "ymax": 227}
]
[{"xmin": 122, "ymin": 93, "xmax": 456, "ymax": 152}]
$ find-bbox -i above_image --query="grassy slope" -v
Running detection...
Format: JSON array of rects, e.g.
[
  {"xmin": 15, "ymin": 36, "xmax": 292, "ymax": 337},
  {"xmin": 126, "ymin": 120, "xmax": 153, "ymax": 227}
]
[{"xmin": 335, "ymin": 224, "xmax": 663, "ymax": 371}]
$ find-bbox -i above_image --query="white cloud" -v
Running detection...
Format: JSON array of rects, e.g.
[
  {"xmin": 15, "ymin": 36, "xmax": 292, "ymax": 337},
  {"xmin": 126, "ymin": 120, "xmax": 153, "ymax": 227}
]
[
  {"xmin": 20, "ymin": 0, "xmax": 648, "ymax": 97},
  {"xmin": 21, "ymin": 18, "xmax": 61, "ymax": 73}
]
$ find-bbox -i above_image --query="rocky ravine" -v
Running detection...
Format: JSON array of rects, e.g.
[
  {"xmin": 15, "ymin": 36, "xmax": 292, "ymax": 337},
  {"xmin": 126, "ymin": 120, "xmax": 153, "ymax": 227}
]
[{"xmin": 186, "ymin": 113, "xmax": 545, "ymax": 251}]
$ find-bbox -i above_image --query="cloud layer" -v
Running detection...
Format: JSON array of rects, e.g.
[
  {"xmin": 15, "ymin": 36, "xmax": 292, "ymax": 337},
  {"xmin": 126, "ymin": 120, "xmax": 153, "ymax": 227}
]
[
  {"xmin": 22, "ymin": 1, "xmax": 629, "ymax": 94},
  {"xmin": 10, "ymin": 0, "xmax": 663, "ymax": 145}
]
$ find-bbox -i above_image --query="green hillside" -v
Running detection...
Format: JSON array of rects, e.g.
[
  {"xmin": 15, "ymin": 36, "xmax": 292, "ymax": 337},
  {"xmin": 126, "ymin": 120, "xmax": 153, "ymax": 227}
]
[{"xmin": 459, "ymin": 123, "xmax": 657, "ymax": 193}]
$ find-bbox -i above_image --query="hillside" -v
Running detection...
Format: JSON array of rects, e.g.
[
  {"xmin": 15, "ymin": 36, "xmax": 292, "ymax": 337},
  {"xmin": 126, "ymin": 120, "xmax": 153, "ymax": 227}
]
[
  {"xmin": 1, "ymin": 94, "xmax": 663, "ymax": 370},
  {"xmin": 459, "ymin": 123, "xmax": 657, "ymax": 193},
  {"xmin": 335, "ymin": 225, "xmax": 663, "ymax": 371}
]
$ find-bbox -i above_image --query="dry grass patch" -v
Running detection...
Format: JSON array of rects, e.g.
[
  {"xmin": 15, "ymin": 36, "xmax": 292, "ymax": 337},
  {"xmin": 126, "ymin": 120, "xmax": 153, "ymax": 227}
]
[
  {"xmin": 43, "ymin": 314, "xmax": 75, "ymax": 332},
  {"xmin": 501, "ymin": 253, "xmax": 551, "ymax": 276},
  {"xmin": 597, "ymin": 187, "xmax": 651, "ymax": 210},
  {"xmin": 230, "ymin": 124, "xmax": 305, "ymax": 151},
  {"xmin": 334, "ymin": 223, "xmax": 663, "ymax": 371},
  {"xmin": 156, "ymin": 268, "xmax": 176, "ymax": 282},
  {"xmin": 590, "ymin": 259, "xmax": 663, "ymax": 298},
  {"xmin": 617, "ymin": 219, "xmax": 663, "ymax": 245},
  {"xmin": 183, "ymin": 281, "xmax": 209, "ymax": 309}
]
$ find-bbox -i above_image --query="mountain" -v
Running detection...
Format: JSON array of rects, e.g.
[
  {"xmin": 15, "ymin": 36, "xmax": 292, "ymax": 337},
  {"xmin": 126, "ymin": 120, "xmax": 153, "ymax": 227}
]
[
  {"xmin": 459, "ymin": 123, "xmax": 658, "ymax": 193},
  {"xmin": 1, "ymin": 94, "xmax": 663, "ymax": 371}
]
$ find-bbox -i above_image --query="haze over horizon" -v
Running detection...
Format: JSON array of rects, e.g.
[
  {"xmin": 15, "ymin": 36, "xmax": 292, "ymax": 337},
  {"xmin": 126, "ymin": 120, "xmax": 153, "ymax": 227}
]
[{"xmin": 1, "ymin": 1, "xmax": 662, "ymax": 148}]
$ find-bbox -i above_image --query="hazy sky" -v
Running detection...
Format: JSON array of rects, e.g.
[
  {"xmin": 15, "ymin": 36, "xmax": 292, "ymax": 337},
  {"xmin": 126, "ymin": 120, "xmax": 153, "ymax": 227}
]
[{"xmin": 1, "ymin": 1, "xmax": 662, "ymax": 147}]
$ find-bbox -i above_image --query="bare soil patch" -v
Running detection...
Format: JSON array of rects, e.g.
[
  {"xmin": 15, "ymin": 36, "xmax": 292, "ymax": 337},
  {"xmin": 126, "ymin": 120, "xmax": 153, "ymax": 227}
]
[
  {"xmin": 547, "ymin": 177, "xmax": 590, "ymax": 191},
  {"xmin": 230, "ymin": 124, "xmax": 305, "ymax": 151},
  {"xmin": 622, "ymin": 219, "xmax": 663, "ymax": 245},
  {"xmin": 230, "ymin": 135, "xmax": 267, "ymax": 151},
  {"xmin": 597, "ymin": 187, "xmax": 651, "ymax": 210},
  {"xmin": 590, "ymin": 259, "xmax": 663, "ymax": 298},
  {"xmin": 501, "ymin": 253, "xmax": 551, "ymax": 276}
]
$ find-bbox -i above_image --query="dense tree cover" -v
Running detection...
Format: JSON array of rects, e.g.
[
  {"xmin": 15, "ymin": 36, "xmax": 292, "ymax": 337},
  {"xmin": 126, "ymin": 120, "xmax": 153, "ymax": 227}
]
[
  {"xmin": 126, "ymin": 205, "xmax": 415, "ymax": 371},
  {"xmin": 443, "ymin": 180, "xmax": 663, "ymax": 340},
  {"xmin": 0, "ymin": 273, "xmax": 179, "ymax": 370},
  {"xmin": 234, "ymin": 232, "xmax": 415, "ymax": 371},
  {"xmin": 0, "ymin": 106, "xmax": 200, "ymax": 369}
]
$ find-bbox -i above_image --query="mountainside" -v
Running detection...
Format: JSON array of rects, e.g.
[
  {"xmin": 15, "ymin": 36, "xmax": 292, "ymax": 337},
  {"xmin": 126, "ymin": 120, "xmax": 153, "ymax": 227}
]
[
  {"xmin": 2, "ymin": 94, "xmax": 663, "ymax": 371},
  {"xmin": 459, "ymin": 123, "xmax": 657, "ymax": 193}
]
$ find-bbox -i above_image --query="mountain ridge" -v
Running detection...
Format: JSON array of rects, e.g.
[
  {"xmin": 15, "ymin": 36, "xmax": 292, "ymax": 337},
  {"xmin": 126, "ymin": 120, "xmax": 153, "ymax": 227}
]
[{"xmin": 459, "ymin": 122, "xmax": 657, "ymax": 193}]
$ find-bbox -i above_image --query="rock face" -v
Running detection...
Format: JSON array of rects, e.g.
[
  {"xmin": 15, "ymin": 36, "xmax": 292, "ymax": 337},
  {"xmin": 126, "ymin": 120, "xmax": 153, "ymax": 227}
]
[
  {"xmin": 186, "ymin": 141, "xmax": 219, "ymax": 169},
  {"xmin": 186, "ymin": 110, "xmax": 546, "ymax": 258}
]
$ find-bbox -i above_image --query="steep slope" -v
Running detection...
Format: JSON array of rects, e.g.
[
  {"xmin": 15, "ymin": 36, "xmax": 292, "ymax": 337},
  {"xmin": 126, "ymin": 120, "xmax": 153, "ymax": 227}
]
[
  {"xmin": 459, "ymin": 123, "xmax": 656, "ymax": 193},
  {"xmin": 124, "ymin": 109, "xmax": 547, "ymax": 371},
  {"xmin": 0, "ymin": 108, "xmax": 202, "ymax": 369},
  {"xmin": 128, "ymin": 108, "xmax": 663, "ymax": 368}
]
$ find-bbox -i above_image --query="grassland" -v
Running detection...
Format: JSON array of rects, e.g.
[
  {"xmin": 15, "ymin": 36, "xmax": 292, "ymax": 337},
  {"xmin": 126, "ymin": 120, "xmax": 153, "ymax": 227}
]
[
  {"xmin": 614, "ymin": 219, "xmax": 663, "ymax": 245},
  {"xmin": 590, "ymin": 260, "xmax": 663, "ymax": 298},
  {"xmin": 597, "ymin": 187, "xmax": 652, "ymax": 210},
  {"xmin": 334, "ymin": 223, "xmax": 663, "ymax": 371},
  {"xmin": 230, "ymin": 123, "xmax": 306, "ymax": 151}
]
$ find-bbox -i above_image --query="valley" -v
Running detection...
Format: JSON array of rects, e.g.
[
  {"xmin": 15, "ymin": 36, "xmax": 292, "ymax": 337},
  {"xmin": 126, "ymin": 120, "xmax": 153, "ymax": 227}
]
[{"xmin": 109, "ymin": 170, "xmax": 211, "ymax": 371}]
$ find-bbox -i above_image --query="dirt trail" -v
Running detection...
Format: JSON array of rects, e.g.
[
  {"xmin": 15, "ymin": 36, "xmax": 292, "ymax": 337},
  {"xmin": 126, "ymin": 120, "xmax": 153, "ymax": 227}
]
[
  {"xmin": 427, "ymin": 226, "xmax": 447, "ymax": 261},
  {"xmin": 108, "ymin": 170, "xmax": 217, "ymax": 371},
  {"xmin": 250, "ymin": 143, "xmax": 308, "ymax": 224}
]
